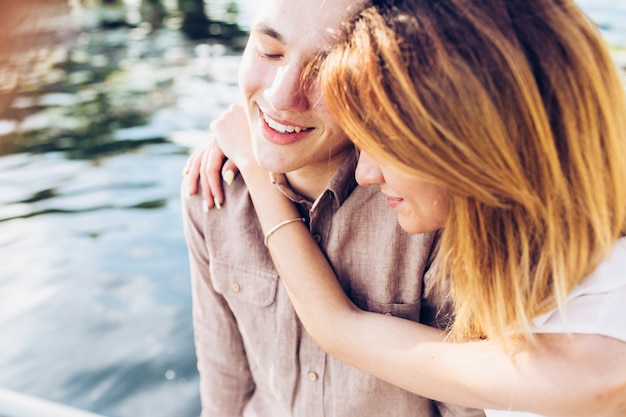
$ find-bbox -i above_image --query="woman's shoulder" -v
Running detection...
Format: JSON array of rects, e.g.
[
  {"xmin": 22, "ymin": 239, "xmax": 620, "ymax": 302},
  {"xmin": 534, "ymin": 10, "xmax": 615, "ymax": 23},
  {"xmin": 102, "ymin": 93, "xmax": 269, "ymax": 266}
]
[
  {"xmin": 531, "ymin": 237, "xmax": 626, "ymax": 341},
  {"xmin": 573, "ymin": 237, "xmax": 626, "ymax": 294}
]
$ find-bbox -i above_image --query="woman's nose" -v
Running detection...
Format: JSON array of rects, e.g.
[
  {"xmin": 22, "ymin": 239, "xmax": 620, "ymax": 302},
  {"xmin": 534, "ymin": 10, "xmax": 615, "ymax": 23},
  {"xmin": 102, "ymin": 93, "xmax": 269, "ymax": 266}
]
[
  {"xmin": 355, "ymin": 150, "xmax": 384, "ymax": 186},
  {"xmin": 263, "ymin": 64, "xmax": 309, "ymax": 112}
]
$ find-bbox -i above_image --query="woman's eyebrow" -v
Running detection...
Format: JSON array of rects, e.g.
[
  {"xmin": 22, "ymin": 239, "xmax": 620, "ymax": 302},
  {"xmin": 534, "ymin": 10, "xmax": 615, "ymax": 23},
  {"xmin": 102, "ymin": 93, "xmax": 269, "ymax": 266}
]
[{"xmin": 252, "ymin": 23, "xmax": 286, "ymax": 45}]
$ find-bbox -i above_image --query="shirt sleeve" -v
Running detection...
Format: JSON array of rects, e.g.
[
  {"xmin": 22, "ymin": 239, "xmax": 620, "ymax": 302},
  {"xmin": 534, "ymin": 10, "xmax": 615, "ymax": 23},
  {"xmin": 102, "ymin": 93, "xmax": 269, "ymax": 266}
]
[
  {"xmin": 532, "ymin": 284, "xmax": 626, "ymax": 342},
  {"xmin": 181, "ymin": 190, "xmax": 255, "ymax": 417},
  {"xmin": 532, "ymin": 239, "xmax": 626, "ymax": 342}
]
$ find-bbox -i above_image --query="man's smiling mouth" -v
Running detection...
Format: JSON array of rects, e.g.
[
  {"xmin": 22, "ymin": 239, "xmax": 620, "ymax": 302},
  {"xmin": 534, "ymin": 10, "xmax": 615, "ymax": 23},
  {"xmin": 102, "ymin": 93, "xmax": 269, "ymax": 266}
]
[{"xmin": 263, "ymin": 113, "xmax": 312, "ymax": 134}]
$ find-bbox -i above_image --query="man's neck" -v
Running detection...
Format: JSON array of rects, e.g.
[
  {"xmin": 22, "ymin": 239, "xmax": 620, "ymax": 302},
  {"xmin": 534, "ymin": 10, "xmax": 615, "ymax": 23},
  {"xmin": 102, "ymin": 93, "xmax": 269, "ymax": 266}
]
[{"xmin": 284, "ymin": 152, "xmax": 350, "ymax": 201}]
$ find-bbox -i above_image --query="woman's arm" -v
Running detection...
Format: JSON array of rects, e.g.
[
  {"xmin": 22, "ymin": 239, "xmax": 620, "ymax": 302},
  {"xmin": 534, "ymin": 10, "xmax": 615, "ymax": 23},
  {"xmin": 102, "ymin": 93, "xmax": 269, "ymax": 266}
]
[
  {"xmin": 214, "ymin": 104, "xmax": 626, "ymax": 417},
  {"xmin": 256, "ymin": 191, "xmax": 626, "ymax": 416}
]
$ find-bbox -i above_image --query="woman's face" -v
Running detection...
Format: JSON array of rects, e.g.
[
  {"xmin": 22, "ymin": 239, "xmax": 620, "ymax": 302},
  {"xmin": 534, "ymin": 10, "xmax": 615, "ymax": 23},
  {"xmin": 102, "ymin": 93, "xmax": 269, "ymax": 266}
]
[{"xmin": 355, "ymin": 150, "xmax": 450, "ymax": 234}]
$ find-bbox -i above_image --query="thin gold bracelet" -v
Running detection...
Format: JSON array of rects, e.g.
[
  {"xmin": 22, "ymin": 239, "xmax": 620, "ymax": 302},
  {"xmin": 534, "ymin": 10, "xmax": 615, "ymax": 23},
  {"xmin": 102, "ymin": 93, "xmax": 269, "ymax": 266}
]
[{"xmin": 263, "ymin": 217, "xmax": 306, "ymax": 247}]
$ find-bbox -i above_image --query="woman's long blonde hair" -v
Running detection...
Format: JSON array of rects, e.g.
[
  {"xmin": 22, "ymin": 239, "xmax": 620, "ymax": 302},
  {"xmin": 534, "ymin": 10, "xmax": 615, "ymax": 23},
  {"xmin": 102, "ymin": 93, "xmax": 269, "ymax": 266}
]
[{"xmin": 318, "ymin": 0, "xmax": 626, "ymax": 344}]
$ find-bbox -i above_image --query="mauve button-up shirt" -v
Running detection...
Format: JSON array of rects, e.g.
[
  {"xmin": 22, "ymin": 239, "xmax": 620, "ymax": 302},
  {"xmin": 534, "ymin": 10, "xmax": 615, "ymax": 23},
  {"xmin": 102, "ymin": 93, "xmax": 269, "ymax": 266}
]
[{"xmin": 182, "ymin": 152, "xmax": 484, "ymax": 417}]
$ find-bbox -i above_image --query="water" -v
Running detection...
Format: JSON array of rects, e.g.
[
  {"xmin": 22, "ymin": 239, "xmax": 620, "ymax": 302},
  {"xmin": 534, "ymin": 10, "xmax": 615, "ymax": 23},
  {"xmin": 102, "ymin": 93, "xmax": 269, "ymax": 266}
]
[
  {"xmin": 0, "ymin": 1, "xmax": 243, "ymax": 416},
  {"xmin": 577, "ymin": 0, "xmax": 626, "ymax": 66},
  {"xmin": 0, "ymin": 1, "xmax": 624, "ymax": 417}
]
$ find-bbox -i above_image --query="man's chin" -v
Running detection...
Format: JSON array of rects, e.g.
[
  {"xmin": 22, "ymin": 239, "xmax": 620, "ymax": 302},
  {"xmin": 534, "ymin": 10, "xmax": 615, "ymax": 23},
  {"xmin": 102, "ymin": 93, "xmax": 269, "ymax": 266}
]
[{"xmin": 253, "ymin": 146, "xmax": 295, "ymax": 174}]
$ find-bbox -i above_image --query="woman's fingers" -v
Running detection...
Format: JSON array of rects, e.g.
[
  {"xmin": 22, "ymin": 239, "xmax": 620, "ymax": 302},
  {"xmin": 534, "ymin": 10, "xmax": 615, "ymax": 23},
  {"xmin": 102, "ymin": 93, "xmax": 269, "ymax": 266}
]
[
  {"xmin": 184, "ymin": 104, "xmax": 248, "ymax": 211},
  {"xmin": 201, "ymin": 136, "xmax": 225, "ymax": 208},
  {"xmin": 221, "ymin": 160, "xmax": 239, "ymax": 187},
  {"xmin": 183, "ymin": 148, "xmax": 203, "ymax": 197}
]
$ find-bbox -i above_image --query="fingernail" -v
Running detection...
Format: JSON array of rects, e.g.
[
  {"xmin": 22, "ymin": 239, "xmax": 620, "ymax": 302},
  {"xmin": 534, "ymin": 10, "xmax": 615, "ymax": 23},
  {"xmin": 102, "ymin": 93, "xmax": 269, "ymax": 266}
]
[
  {"xmin": 214, "ymin": 197, "xmax": 221, "ymax": 210},
  {"xmin": 185, "ymin": 186, "xmax": 191, "ymax": 199},
  {"xmin": 202, "ymin": 200, "xmax": 209, "ymax": 213},
  {"xmin": 223, "ymin": 170, "xmax": 234, "ymax": 186}
]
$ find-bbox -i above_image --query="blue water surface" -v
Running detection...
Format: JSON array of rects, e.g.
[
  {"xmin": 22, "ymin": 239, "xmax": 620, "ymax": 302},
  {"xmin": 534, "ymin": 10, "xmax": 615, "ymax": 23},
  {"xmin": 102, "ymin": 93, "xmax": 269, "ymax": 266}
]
[
  {"xmin": 0, "ymin": 1, "xmax": 623, "ymax": 417},
  {"xmin": 0, "ymin": 1, "xmax": 242, "ymax": 416}
]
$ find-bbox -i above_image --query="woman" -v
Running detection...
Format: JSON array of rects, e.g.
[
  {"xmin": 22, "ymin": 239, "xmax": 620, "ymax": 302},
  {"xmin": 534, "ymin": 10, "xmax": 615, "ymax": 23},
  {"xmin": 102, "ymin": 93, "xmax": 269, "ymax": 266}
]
[{"xmin": 208, "ymin": 0, "xmax": 626, "ymax": 415}]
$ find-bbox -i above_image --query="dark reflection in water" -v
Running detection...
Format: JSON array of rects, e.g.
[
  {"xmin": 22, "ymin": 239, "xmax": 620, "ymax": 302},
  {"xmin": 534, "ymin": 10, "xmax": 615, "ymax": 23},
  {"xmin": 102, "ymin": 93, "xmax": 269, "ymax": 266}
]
[{"xmin": 0, "ymin": 1, "xmax": 250, "ymax": 416}]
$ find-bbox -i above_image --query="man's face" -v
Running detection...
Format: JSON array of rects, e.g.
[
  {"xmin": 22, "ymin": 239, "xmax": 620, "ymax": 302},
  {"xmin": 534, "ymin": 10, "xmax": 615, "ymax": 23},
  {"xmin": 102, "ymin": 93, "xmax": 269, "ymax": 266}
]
[{"xmin": 238, "ymin": 0, "xmax": 366, "ymax": 175}]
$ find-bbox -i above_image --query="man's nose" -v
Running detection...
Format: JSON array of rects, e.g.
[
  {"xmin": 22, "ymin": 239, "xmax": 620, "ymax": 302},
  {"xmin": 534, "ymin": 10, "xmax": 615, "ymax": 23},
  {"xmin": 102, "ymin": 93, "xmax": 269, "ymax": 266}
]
[
  {"xmin": 355, "ymin": 150, "xmax": 384, "ymax": 186},
  {"xmin": 263, "ymin": 64, "xmax": 309, "ymax": 112}
]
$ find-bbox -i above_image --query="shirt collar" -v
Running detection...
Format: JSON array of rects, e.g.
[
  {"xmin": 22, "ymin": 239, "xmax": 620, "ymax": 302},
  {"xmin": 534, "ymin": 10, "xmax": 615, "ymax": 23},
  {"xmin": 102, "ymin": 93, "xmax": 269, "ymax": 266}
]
[{"xmin": 269, "ymin": 150, "xmax": 359, "ymax": 209}]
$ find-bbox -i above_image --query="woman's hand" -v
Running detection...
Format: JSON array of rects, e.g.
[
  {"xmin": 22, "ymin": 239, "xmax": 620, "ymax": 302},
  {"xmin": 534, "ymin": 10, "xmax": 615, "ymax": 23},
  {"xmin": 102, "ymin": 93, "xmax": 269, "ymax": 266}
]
[
  {"xmin": 210, "ymin": 104, "xmax": 263, "ymax": 180},
  {"xmin": 182, "ymin": 109, "xmax": 242, "ymax": 209}
]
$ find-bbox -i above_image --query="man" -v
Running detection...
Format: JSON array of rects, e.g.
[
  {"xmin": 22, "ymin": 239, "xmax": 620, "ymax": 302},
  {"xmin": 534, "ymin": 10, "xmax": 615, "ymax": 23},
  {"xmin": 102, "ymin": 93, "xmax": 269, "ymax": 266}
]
[{"xmin": 181, "ymin": 0, "xmax": 485, "ymax": 416}]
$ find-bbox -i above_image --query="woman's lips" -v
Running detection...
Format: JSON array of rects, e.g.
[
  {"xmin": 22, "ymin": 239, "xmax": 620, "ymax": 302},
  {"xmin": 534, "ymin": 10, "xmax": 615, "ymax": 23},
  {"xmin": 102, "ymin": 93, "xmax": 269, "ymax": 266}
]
[{"xmin": 385, "ymin": 195, "xmax": 404, "ymax": 208}]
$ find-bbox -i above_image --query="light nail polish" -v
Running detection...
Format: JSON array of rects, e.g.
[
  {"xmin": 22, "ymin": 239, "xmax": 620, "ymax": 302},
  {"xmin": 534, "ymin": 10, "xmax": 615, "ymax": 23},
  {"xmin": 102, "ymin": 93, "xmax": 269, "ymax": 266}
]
[
  {"xmin": 202, "ymin": 200, "xmax": 209, "ymax": 213},
  {"xmin": 223, "ymin": 170, "xmax": 235, "ymax": 186},
  {"xmin": 214, "ymin": 197, "xmax": 222, "ymax": 210}
]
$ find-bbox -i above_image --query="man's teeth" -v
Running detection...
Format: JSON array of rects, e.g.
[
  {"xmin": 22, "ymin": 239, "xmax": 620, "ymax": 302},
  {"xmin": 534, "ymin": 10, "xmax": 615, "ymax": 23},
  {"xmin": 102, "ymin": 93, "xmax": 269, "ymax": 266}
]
[{"xmin": 264, "ymin": 115, "xmax": 304, "ymax": 134}]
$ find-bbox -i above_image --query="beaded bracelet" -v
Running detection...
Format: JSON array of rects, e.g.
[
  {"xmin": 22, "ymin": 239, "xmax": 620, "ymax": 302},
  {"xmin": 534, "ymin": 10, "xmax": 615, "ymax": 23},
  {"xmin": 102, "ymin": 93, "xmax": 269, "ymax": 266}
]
[{"xmin": 263, "ymin": 217, "xmax": 306, "ymax": 247}]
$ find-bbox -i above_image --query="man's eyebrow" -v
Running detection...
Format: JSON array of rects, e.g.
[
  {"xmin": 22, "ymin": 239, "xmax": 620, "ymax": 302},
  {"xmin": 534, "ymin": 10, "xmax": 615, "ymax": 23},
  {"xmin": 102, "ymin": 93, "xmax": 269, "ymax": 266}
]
[{"xmin": 251, "ymin": 23, "xmax": 285, "ymax": 44}]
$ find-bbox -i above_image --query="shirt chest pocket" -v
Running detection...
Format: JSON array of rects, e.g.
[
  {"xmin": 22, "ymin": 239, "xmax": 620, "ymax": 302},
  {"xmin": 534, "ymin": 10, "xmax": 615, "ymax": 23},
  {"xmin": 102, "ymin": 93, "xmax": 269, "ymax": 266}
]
[
  {"xmin": 351, "ymin": 295, "xmax": 422, "ymax": 322},
  {"xmin": 209, "ymin": 257, "xmax": 279, "ymax": 307}
]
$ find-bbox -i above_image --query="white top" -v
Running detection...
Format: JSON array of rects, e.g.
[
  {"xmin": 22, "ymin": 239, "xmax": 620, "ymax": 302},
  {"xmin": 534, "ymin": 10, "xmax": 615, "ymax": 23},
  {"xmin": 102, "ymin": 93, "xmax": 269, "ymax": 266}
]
[{"xmin": 485, "ymin": 237, "xmax": 626, "ymax": 417}]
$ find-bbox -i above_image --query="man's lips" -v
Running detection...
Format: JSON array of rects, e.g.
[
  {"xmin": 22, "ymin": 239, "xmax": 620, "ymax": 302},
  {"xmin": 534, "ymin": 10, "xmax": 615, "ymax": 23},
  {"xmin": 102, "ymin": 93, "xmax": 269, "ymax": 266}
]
[
  {"xmin": 259, "ymin": 110, "xmax": 313, "ymax": 145},
  {"xmin": 262, "ymin": 112, "xmax": 311, "ymax": 134}
]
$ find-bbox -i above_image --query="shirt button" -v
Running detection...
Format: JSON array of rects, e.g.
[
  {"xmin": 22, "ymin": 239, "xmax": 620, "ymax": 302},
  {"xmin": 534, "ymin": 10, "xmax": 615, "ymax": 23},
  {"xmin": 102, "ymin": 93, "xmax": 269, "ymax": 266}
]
[
  {"xmin": 232, "ymin": 282, "xmax": 241, "ymax": 292},
  {"xmin": 312, "ymin": 234, "xmax": 321, "ymax": 243},
  {"xmin": 308, "ymin": 371, "xmax": 318, "ymax": 381}
]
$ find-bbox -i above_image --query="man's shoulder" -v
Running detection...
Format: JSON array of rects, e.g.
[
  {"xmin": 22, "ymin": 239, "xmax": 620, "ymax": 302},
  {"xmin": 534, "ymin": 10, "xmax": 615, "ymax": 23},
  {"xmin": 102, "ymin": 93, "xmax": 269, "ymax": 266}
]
[
  {"xmin": 183, "ymin": 175, "xmax": 257, "ymax": 231},
  {"xmin": 333, "ymin": 184, "xmax": 437, "ymax": 252},
  {"xmin": 341, "ymin": 185, "xmax": 418, "ymax": 232},
  {"xmin": 186, "ymin": 176, "xmax": 271, "ymax": 265},
  {"xmin": 343, "ymin": 184, "xmax": 396, "ymax": 213}
]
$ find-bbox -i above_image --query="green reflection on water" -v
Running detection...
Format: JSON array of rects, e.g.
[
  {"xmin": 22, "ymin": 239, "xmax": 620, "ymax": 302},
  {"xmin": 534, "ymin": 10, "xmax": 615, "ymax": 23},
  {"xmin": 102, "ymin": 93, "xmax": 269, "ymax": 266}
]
[{"xmin": 0, "ymin": 0, "xmax": 247, "ymax": 160}]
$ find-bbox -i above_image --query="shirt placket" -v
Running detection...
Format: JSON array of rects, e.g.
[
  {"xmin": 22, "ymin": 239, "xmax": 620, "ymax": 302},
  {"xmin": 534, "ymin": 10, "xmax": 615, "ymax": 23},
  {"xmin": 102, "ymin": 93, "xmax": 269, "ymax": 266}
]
[
  {"xmin": 297, "ymin": 193, "xmax": 333, "ymax": 417},
  {"xmin": 296, "ymin": 333, "xmax": 327, "ymax": 417}
]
